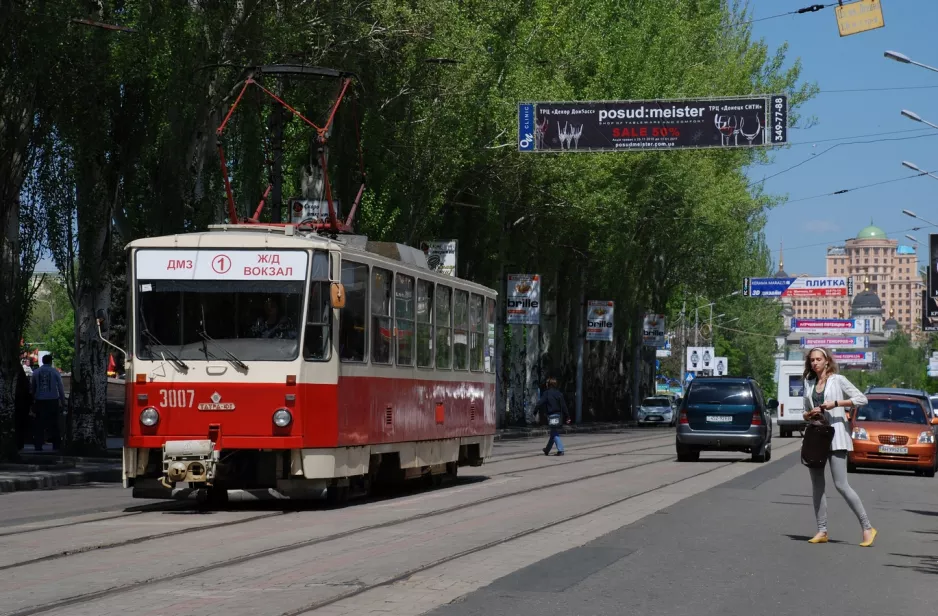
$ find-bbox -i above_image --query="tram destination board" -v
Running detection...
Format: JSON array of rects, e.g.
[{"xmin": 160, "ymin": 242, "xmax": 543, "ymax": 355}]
[{"xmin": 518, "ymin": 95, "xmax": 787, "ymax": 152}]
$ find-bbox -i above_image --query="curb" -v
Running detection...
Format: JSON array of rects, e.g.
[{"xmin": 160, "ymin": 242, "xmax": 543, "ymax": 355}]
[
  {"xmin": 0, "ymin": 466, "xmax": 122, "ymax": 494},
  {"xmin": 495, "ymin": 422, "xmax": 636, "ymax": 442}
]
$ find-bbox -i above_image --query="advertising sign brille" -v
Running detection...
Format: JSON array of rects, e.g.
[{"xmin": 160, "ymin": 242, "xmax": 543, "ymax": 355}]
[
  {"xmin": 507, "ymin": 274, "xmax": 540, "ymax": 325},
  {"xmin": 518, "ymin": 95, "xmax": 788, "ymax": 153},
  {"xmin": 642, "ymin": 313, "xmax": 667, "ymax": 347},
  {"xmin": 743, "ymin": 276, "xmax": 853, "ymax": 298},
  {"xmin": 586, "ymin": 301, "xmax": 615, "ymax": 342}
]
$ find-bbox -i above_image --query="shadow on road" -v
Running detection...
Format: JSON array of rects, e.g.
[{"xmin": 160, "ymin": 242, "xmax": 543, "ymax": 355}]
[
  {"xmin": 784, "ymin": 534, "xmax": 845, "ymax": 544},
  {"xmin": 885, "ymin": 553, "xmax": 938, "ymax": 575}
]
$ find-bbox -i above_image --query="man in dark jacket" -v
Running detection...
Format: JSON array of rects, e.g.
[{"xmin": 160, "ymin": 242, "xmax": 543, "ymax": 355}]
[
  {"xmin": 30, "ymin": 354, "xmax": 66, "ymax": 451},
  {"xmin": 538, "ymin": 377, "xmax": 570, "ymax": 456}
]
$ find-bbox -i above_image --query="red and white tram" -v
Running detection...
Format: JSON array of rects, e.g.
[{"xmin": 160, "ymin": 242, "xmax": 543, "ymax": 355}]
[{"xmin": 120, "ymin": 224, "xmax": 496, "ymax": 503}]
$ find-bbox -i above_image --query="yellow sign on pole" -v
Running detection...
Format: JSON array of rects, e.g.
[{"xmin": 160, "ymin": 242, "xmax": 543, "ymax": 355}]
[{"xmin": 835, "ymin": 0, "xmax": 885, "ymax": 37}]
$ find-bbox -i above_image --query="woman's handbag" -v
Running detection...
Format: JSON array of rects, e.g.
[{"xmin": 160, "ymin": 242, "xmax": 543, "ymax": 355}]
[{"xmin": 801, "ymin": 417, "xmax": 835, "ymax": 468}]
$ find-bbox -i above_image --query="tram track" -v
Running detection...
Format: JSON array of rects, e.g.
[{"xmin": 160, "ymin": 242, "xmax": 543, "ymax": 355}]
[
  {"xmin": 280, "ymin": 457, "xmax": 744, "ymax": 616},
  {"xmin": 486, "ymin": 430, "xmax": 672, "ymax": 464},
  {"xmin": 7, "ymin": 439, "xmax": 701, "ymax": 616},
  {"xmin": 0, "ymin": 434, "xmax": 677, "ymax": 574}
]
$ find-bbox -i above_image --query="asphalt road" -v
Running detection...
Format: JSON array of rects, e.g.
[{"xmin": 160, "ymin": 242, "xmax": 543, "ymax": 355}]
[
  {"xmin": 429, "ymin": 439, "xmax": 938, "ymax": 616},
  {"xmin": 4, "ymin": 427, "xmax": 933, "ymax": 616}
]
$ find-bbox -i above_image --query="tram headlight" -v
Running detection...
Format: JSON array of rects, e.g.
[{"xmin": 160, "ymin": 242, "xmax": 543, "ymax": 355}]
[
  {"xmin": 273, "ymin": 408, "xmax": 293, "ymax": 427},
  {"xmin": 140, "ymin": 407, "xmax": 160, "ymax": 427}
]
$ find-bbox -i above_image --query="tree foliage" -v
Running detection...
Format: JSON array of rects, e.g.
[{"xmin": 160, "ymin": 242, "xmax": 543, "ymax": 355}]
[{"xmin": 0, "ymin": 0, "xmax": 820, "ymax": 456}]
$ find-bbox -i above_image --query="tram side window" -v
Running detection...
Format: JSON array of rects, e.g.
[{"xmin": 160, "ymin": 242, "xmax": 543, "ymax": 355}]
[
  {"xmin": 396, "ymin": 273, "xmax": 415, "ymax": 366},
  {"xmin": 303, "ymin": 252, "xmax": 332, "ymax": 361},
  {"xmin": 485, "ymin": 297, "xmax": 495, "ymax": 373},
  {"xmin": 372, "ymin": 267, "xmax": 393, "ymax": 364},
  {"xmin": 339, "ymin": 260, "xmax": 368, "ymax": 362},
  {"xmin": 453, "ymin": 289, "xmax": 469, "ymax": 370},
  {"xmin": 416, "ymin": 280, "xmax": 434, "ymax": 368},
  {"xmin": 469, "ymin": 294, "xmax": 484, "ymax": 371},
  {"xmin": 435, "ymin": 285, "xmax": 452, "ymax": 369}
]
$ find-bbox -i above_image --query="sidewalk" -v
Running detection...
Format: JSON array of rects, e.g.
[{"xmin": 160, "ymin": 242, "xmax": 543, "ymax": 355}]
[{"xmin": 0, "ymin": 422, "xmax": 634, "ymax": 494}]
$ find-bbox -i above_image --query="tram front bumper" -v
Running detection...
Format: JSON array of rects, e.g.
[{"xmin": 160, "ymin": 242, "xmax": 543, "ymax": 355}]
[{"xmin": 161, "ymin": 440, "xmax": 219, "ymax": 487}]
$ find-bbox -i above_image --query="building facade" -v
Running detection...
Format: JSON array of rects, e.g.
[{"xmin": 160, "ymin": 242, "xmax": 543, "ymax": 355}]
[{"xmin": 788, "ymin": 222, "xmax": 923, "ymax": 333}]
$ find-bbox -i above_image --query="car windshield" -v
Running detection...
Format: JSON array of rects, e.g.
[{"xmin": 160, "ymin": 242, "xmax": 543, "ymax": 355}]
[
  {"xmin": 642, "ymin": 398, "xmax": 670, "ymax": 407},
  {"xmin": 855, "ymin": 400, "xmax": 926, "ymax": 424},
  {"xmin": 687, "ymin": 382, "xmax": 752, "ymax": 405}
]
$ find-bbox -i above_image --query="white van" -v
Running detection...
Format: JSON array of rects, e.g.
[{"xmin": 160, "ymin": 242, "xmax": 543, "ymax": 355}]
[{"xmin": 776, "ymin": 360, "xmax": 807, "ymax": 438}]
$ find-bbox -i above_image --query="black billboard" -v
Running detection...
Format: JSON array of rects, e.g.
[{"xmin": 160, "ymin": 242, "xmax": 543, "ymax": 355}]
[
  {"xmin": 518, "ymin": 95, "xmax": 788, "ymax": 152},
  {"xmin": 924, "ymin": 290, "xmax": 938, "ymax": 332},
  {"xmin": 930, "ymin": 233, "xmax": 938, "ymax": 307}
]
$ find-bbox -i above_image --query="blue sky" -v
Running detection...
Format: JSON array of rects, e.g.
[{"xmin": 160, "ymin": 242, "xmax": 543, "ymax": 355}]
[{"xmin": 749, "ymin": 0, "xmax": 938, "ymax": 276}]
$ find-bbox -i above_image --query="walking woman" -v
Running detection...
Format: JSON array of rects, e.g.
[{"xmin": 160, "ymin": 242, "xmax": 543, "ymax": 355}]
[
  {"xmin": 802, "ymin": 347, "xmax": 877, "ymax": 546},
  {"xmin": 537, "ymin": 378, "xmax": 570, "ymax": 456}
]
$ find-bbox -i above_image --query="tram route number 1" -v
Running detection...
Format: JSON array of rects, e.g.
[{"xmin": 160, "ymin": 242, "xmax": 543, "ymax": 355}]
[{"xmin": 160, "ymin": 389, "xmax": 195, "ymax": 408}]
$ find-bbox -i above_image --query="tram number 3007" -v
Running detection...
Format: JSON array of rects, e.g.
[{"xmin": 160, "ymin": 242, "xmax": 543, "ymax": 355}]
[{"xmin": 159, "ymin": 389, "xmax": 196, "ymax": 408}]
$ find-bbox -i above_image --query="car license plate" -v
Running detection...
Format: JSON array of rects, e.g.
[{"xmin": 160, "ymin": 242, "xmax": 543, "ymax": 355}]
[
  {"xmin": 646, "ymin": 416, "xmax": 662, "ymax": 421},
  {"xmin": 878, "ymin": 445, "xmax": 909, "ymax": 455},
  {"xmin": 706, "ymin": 415, "xmax": 732, "ymax": 423}
]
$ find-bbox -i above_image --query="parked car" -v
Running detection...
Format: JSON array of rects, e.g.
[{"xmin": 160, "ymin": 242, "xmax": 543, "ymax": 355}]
[
  {"xmin": 636, "ymin": 396, "xmax": 674, "ymax": 426},
  {"xmin": 676, "ymin": 376, "xmax": 776, "ymax": 463},
  {"xmin": 848, "ymin": 394, "xmax": 938, "ymax": 477}
]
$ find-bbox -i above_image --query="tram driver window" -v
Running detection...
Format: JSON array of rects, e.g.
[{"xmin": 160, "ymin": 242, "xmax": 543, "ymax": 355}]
[
  {"xmin": 303, "ymin": 251, "xmax": 332, "ymax": 361},
  {"xmin": 453, "ymin": 289, "xmax": 469, "ymax": 370},
  {"xmin": 372, "ymin": 267, "xmax": 392, "ymax": 364},
  {"xmin": 339, "ymin": 260, "xmax": 368, "ymax": 362}
]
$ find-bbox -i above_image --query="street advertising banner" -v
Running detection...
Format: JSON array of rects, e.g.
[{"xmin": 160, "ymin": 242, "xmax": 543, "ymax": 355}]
[
  {"xmin": 743, "ymin": 276, "xmax": 853, "ymax": 298},
  {"xmin": 586, "ymin": 301, "xmax": 615, "ymax": 342},
  {"xmin": 419, "ymin": 240, "xmax": 457, "ymax": 277},
  {"xmin": 792, "ymin": 319, "xmax": 870, "ymax": 334},
  {"xmin": 518, "ymin": 95, "xmax": 788, "ymax": 153},
  {"xmin": 833, "ymin": 352, "xmax": 876, "ymax": 366},
  {"xmin": 713, "ymin": 357, "xmax": 729, "ymax": 376},
  {"xmin": 686, "ymin": 346, "xmax": 715, "ymax": 372},
  {"xmin": 656, "ymin": 340, "xmax": 672, "ymax": 358},
  {"xmin": 642, "ymin": 313, "xmax": 667, "ymax": 347},
  {"xmin": 923, "ymin": 290, "xmax": 938, "ymax": 333},
  {"xmin": 835, "ymin": 0, "xmax": 885, "ymax": 37},
  {"xmin": 800, "ymin": 336, "xmax": 869, "ymax": 349},
  {"xmin": 506, "ymin": 274, "xmax": 540, "ymax": 325},
  {"xmin": 930, "ymin": 233, "xmax": 938, "ymax": 309}
]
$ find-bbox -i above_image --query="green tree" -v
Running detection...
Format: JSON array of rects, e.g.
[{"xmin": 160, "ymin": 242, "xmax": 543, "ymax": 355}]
[{"xmin": 46, "ymin": 310, "xmax": 76, "ymax": 373}]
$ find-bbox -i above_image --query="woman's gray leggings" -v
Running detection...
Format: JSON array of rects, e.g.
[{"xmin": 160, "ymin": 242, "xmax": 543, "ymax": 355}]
[{"xmin": 809, "ymin": 451, "xmax": 872, "ymax": 533}]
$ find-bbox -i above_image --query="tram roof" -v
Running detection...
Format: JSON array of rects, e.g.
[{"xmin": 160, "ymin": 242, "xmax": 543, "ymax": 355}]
[{"xmin": 126, "ymin": 224, "xmax": 496, "ymax": 295}]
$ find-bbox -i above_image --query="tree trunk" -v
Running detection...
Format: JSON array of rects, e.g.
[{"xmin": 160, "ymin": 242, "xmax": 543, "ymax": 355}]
[{"xmin": 67, "ymin": 193, "xmax": 112, "ymax": 455}]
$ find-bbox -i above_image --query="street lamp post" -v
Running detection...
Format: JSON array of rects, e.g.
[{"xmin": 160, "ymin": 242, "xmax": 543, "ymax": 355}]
[
  {"xmin": 885, "ymin": 50, "xmax": 938, "ymax": 74},
  {"xmin": 901, "ymin": 160, "xmax": 938, "ymax": 183},
  {"xmin": 901, "ymin": 110, "xmax": 938, "ymax": 132},
  {"xmin": 903, "ymin": 209, "xmax": 938, "ymax": 229}
]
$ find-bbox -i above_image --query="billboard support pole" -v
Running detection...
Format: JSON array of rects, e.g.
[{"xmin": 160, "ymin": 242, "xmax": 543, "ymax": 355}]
[
  {"xmin": 632, "ymin": 316, "xmax": 642, "ymax": 420},
  {"xmin": 575, "ymin": 277, "xmax": 585, "ymax": 424}
]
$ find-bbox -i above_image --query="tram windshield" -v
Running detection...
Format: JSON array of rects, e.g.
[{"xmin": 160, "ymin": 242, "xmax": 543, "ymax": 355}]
[{"xmin": 135, "ymin": 279, "xmax": 306, "ymax": 362}]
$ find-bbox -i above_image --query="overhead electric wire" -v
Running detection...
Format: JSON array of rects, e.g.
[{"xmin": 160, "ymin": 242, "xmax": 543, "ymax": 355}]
[
  {"xmin": 735, "ymin": 3, "xmax": 833, "ymax": 25},
  {"xmin": 776, "ymin": 224, "xmax": 938, "ymax": 255},
  {"xmin": 748, "ymin": 132, "xmax": 938, "ymax": 188},
  {"xmin": 782, "ymin": 169, "xmax": 938, "ymax": 205}
]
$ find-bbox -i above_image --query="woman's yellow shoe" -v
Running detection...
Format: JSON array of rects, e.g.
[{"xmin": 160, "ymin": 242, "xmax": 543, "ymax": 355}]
[
  {"xmin": 860, "ymin": 528, "xmax": 877, "ymax": 547},
  {"xmin": 808, "ymin": 534, "xmax": 829, "ymax": 544}
]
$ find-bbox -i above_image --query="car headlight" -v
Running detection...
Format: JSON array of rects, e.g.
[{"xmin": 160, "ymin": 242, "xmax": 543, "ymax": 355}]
[
  {"xmin": 140, "ymin": 407, "xmax": 160, "ymax": 427},
  {"xmin": 918, "ymin": 431, "xmax": 935, "ymax": 444},
  {"xmin": 273, "ymin": 408, "xmax": 292, "ymax": 427},
  {"xmin": 851, "ymin": 426, "xmax": 868, "ymax": 440}
]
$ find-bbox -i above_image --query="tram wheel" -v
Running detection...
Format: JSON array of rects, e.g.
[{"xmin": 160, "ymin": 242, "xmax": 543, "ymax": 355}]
[{"xmin": 326, "ymin": 485, "xmax": 350, "ymax": 508}]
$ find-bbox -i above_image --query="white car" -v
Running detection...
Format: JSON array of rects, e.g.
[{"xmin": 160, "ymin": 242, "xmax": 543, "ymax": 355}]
[{"xmin": 636, "ymin": 396, "xmax": 674, "ymax": 426}]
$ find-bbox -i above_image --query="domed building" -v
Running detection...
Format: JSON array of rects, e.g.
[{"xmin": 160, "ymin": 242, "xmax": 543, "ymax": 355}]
[
  {"xmin": 786, "ymin": 219, "xmax": 925, "ymax": 334},
  {"xmin": 851, "ymin": 287, "xmax": 884, "ymax": 331}
]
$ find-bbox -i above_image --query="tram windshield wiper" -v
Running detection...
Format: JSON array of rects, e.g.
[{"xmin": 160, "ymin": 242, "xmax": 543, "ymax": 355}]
[
  {"xmin": 141, "ymin": 329, "xmax": 189, "ymax": 372},
  {"xmin": 197, "ymin": 329, "xmax": 249, "ymax": 372}
]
